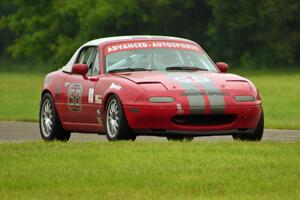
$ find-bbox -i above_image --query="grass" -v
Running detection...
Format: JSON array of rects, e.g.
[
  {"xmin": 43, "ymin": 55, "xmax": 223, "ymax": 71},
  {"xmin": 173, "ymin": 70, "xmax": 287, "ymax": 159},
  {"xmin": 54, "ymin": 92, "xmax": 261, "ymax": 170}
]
[
  {"xmin": 0, "ymin": 73, "xmax": 44, "ymax": 121},
  {"xmin": 0, "ymin": 67, "xmax": 299, "ymax": 129},
  {"xmin": 0, "ymin": 141, "xmax": 299, "ymax": 199}
]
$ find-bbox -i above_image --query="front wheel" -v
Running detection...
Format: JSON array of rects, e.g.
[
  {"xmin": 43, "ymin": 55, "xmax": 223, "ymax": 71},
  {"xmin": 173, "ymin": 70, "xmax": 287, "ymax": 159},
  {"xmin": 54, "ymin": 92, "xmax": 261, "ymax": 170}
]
[
  {"xmin": 39, "ymin": 93, "xmax": 70, "ymax": 141},
  {"xmin": 105, "ymin": 95, "xmax": 136, "ymax": 141},
  {"xmin": 233, "ymin": 111, "xmax": 264, "ymax": 141}
]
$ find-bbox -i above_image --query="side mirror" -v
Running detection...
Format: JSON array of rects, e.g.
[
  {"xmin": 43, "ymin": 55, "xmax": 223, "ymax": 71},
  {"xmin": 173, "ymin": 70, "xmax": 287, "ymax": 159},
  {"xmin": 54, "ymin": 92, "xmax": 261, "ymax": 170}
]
[
  {"xmin": 216, "ymin": 62, "xmax": 229, "ymax": 73},
  {"xmin": 72, "ymin": 64, "xmax": 88, "ymax": 77}
]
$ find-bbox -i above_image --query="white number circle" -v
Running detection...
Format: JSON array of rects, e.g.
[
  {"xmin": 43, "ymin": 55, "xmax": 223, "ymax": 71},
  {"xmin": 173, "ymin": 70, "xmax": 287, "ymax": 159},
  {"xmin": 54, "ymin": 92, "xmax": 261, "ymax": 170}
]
[{"xmin": 173, "ymin": 75, "xmax": 209, "ymax": 83}]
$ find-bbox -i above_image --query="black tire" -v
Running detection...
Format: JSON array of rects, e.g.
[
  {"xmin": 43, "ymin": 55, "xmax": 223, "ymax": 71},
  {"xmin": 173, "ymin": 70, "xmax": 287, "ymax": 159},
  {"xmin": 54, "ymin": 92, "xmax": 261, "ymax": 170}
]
[
  {"xmin": 39, "ymin": 93, "xmax": 70, "ymax": 141},
  {"xmin": 233, "ymin": 111, "xmax": 264, "ymax": 141},
  {"xmin": 105, "ymin": 95, "xmax": 136, "ymax": 141},
  {"xmin": 167, "ymin": 136, "xmax": 194, "ymax": 142}
]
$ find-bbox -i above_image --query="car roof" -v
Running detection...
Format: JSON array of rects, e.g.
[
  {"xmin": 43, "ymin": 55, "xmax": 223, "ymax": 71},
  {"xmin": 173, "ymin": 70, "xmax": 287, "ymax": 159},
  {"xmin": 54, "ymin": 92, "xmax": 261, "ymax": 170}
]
[
  {"xmin": 62, "ymin": 35, "xmax": 198, "ymax": 73},
  {"xmin": 83, "ymin": 35, "xmax": 196, "ymax": 46}
]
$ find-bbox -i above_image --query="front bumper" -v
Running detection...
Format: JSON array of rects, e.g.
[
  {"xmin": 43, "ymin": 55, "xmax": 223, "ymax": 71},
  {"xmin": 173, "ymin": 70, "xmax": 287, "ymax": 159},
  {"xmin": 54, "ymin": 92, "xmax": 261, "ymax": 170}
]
[{"xmin": 124, "ymin": 104, "xmax": 262, "ymax": 135}]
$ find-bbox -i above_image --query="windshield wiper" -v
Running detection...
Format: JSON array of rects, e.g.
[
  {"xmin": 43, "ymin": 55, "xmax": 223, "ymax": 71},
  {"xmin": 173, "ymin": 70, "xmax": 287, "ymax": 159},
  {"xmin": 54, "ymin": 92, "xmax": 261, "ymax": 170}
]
[
  {"xmin": 108, "ymin": 68, "xmax": 149, "ymax": 73},
  {"xmin": 166, "ymin": 66, "xmax": 208, "ymax": 71}
]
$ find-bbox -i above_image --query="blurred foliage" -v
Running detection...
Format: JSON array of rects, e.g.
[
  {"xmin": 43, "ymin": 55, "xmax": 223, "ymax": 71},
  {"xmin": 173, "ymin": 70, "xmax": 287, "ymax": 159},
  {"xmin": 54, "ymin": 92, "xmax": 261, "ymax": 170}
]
[
  {"xmin": 0, "ymin": 0, "xmax": 299, "ymax": 67},
  {"xmin": 206, "ymin": 0, "xmax": 300, "ymax": 67}
]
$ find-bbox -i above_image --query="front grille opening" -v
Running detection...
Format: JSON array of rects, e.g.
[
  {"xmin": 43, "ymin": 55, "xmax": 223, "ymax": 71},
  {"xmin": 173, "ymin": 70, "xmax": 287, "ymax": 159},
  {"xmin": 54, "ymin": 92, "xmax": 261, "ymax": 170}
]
[
  {"xmin": 150, "ymin": 129, "xmax": 166, "ymax": 132},
  {"xmin": 172, "ymin": 114, "xmax": 236, "ymax": 126}
]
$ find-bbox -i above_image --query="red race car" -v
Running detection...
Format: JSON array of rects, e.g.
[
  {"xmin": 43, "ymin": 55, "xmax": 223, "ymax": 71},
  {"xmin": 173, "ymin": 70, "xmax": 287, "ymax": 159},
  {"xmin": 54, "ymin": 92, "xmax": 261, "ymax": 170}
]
[{"xmin": 39, "ymin": 35, "xmax": 263, "ymax": 141}]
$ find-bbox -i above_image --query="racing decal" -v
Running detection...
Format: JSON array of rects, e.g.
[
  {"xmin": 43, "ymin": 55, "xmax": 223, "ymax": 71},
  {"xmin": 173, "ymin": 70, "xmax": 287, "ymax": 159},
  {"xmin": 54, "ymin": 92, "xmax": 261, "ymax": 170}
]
[
  {"xmin": 173, "ymin": 75, "xmax": 209, "ymax": 83},
  {"xmin": 64, "ymin": 82, "xmax": 70, "ymax": 87},
  {"xmin": 88, "ymin": 88, "xmax": 94, "ymax": 103},
  {"xmin": 168, "ymin": 73, "xmax": 205, "ymax": 114},
  {"xmin": 109, "ymin": 83, "xmax": 122, "ymax": 90},
  {"xmin": 168, "ymin": 73, "xmax": 226, "ymax": 114},
  {"xmin": 180, "ymin": 91, "xmax": 229, "ymax": 97},
  {"xmin": 105, "ymin": 41, "xmax": 202, "ymax": 55},
  {"xmin": 95, "ymin": 95, "xmax": 102, "ymax": 104},
  {"xmin": 176, "ymin": 103, "xmax": 184, "ymax": 115},
  {"xmin": 68, "ymin": 83, "xmax": 82, "ymax": 112}
]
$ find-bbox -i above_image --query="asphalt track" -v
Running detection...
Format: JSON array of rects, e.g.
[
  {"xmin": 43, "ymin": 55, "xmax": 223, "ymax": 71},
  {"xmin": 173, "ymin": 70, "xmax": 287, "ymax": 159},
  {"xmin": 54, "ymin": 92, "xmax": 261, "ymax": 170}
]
[{"xmin": 0, "ymin": 121, "xmax": 300, "ymax": 142}]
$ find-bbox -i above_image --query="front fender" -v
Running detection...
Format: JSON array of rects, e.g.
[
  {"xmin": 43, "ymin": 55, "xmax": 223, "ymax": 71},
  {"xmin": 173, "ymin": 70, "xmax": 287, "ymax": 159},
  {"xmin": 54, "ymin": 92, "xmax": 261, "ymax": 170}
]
[{"xmin": 95, "ymin": 76, "xmax": 146, "ymax": 107}]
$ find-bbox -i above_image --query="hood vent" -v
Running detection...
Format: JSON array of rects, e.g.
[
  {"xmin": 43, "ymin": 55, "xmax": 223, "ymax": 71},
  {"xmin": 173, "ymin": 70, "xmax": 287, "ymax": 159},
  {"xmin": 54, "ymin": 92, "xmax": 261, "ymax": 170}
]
[
  {"xmin": 137, "ymin": 81, "xmax": 161, "ymax": 84},
  {"xmin": 226, "ymin": 80, "xmax": 248, "ymax": 82}
]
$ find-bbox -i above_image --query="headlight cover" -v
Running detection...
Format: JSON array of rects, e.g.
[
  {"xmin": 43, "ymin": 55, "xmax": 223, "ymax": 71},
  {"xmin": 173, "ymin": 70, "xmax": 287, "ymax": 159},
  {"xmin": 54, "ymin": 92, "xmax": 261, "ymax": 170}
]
[
  {"xmin": 148, "ymin": 97, "xmax": 175, "ymax": 103},
  {"xmin": 234, "ymin": 95, "xmax": 255, "ymax": 102}
]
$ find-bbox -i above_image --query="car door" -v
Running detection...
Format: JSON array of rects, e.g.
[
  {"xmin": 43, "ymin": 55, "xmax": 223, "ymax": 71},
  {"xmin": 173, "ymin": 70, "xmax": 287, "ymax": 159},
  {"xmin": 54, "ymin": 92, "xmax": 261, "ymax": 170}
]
[{"xmin": 60, "ymin": 46, "xmax": 100, "ymax": 125}]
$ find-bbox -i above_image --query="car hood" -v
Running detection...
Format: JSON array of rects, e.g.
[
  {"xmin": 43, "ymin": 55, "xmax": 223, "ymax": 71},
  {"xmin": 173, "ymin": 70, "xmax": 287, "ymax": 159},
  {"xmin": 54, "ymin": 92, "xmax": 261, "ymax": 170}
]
[{"xmin": 114, "ymin": 71, "xmax": 252, "ymax": 92}]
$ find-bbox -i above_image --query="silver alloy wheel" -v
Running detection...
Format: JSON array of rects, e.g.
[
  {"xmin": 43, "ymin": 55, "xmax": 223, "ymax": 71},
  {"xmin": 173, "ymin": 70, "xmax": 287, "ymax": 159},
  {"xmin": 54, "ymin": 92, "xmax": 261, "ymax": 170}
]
[
  {"xmin": 106, "ymin": 98, "xmax": 120, "ymax": 138},
  {"xmin": 41, "ymin": 99, "xmax": 53, "ymax": 137}
]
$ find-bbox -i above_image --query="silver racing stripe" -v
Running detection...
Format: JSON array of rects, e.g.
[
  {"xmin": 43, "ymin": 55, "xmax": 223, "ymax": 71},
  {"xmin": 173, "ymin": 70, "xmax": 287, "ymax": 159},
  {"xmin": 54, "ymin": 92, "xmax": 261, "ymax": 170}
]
[
  {"xmin": 167, "ymin": 72, "xmax": 225, "ymax": 114},
  {"xmin": 197, "ymin": 78, "xmax": 225, "ymax": 114},
  {"xmin": 177, "ymin": 82, "xmax": 205, "ymax": 114},
  {"xmin": 167, "ymin": 73, "xmax": 205, "ymax": 114}
]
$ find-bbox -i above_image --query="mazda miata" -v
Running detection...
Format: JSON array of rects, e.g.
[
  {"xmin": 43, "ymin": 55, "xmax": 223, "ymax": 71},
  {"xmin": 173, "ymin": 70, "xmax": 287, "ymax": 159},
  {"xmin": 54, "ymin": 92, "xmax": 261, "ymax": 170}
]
[{"xmin": 39, "ymin": 35, "xmax": 264, "ymax": 141}]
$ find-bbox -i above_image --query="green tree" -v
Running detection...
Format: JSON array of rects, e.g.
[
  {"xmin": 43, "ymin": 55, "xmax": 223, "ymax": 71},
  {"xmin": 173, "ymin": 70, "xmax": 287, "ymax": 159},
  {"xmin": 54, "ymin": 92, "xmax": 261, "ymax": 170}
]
[
  {"xmin": 0, "ymin": 0, "xmax": 299, "ymax": 67},
  {"xmin": 0, "ymin": 0, "xmax": 17, "ymax": 58},
  {"xmin": 206, "ymin": 0, "xmax": 300, "ymax": 67},
  {"xmin": 1, "ymin": 0, "xmax": 80, "ymax": 64}
]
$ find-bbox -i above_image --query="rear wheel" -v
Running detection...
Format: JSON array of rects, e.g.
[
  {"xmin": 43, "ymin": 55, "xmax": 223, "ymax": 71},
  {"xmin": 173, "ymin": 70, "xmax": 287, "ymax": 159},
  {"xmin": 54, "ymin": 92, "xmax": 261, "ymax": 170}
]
[
  {"xmin": 105, "ymin": 95, "xmax": 136, "ymax": 141},
  {"xmin": 39, "ymin": 93, "xmax": 70, "ymax": 141},
  {"xmin": 167, "ymin": 136, "xmax": 194, "ymax": 141},
  {"xmin": 233, "ymin": 111, "xmax": 264, "ymax": 141}
]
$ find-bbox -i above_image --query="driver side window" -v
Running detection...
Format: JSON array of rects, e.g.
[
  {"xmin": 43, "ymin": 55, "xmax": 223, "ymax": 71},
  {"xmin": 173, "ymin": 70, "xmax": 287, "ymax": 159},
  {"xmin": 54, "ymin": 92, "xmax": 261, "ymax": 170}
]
[
  {"xmin": 91, "ymin": 51, "xmax": 100, "ymax": 75},
  {"xmin": 76, "ymin": 47, "xmax": 99, "ymax": 76}
]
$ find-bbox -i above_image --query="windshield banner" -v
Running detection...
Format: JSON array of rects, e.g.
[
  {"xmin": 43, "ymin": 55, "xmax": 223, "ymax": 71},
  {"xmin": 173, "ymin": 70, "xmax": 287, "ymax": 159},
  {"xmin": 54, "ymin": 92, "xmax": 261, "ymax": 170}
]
[{"xmin": 104, "ymin": 41, "xmax": 202, "ymax": 55}]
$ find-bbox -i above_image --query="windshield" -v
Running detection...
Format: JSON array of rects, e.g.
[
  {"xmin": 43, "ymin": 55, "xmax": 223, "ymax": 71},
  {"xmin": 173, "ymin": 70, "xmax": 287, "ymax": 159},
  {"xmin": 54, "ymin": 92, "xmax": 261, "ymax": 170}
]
[{"xmin": 105, "ymin": 41, "xmax": 217, "ymax": 72}]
